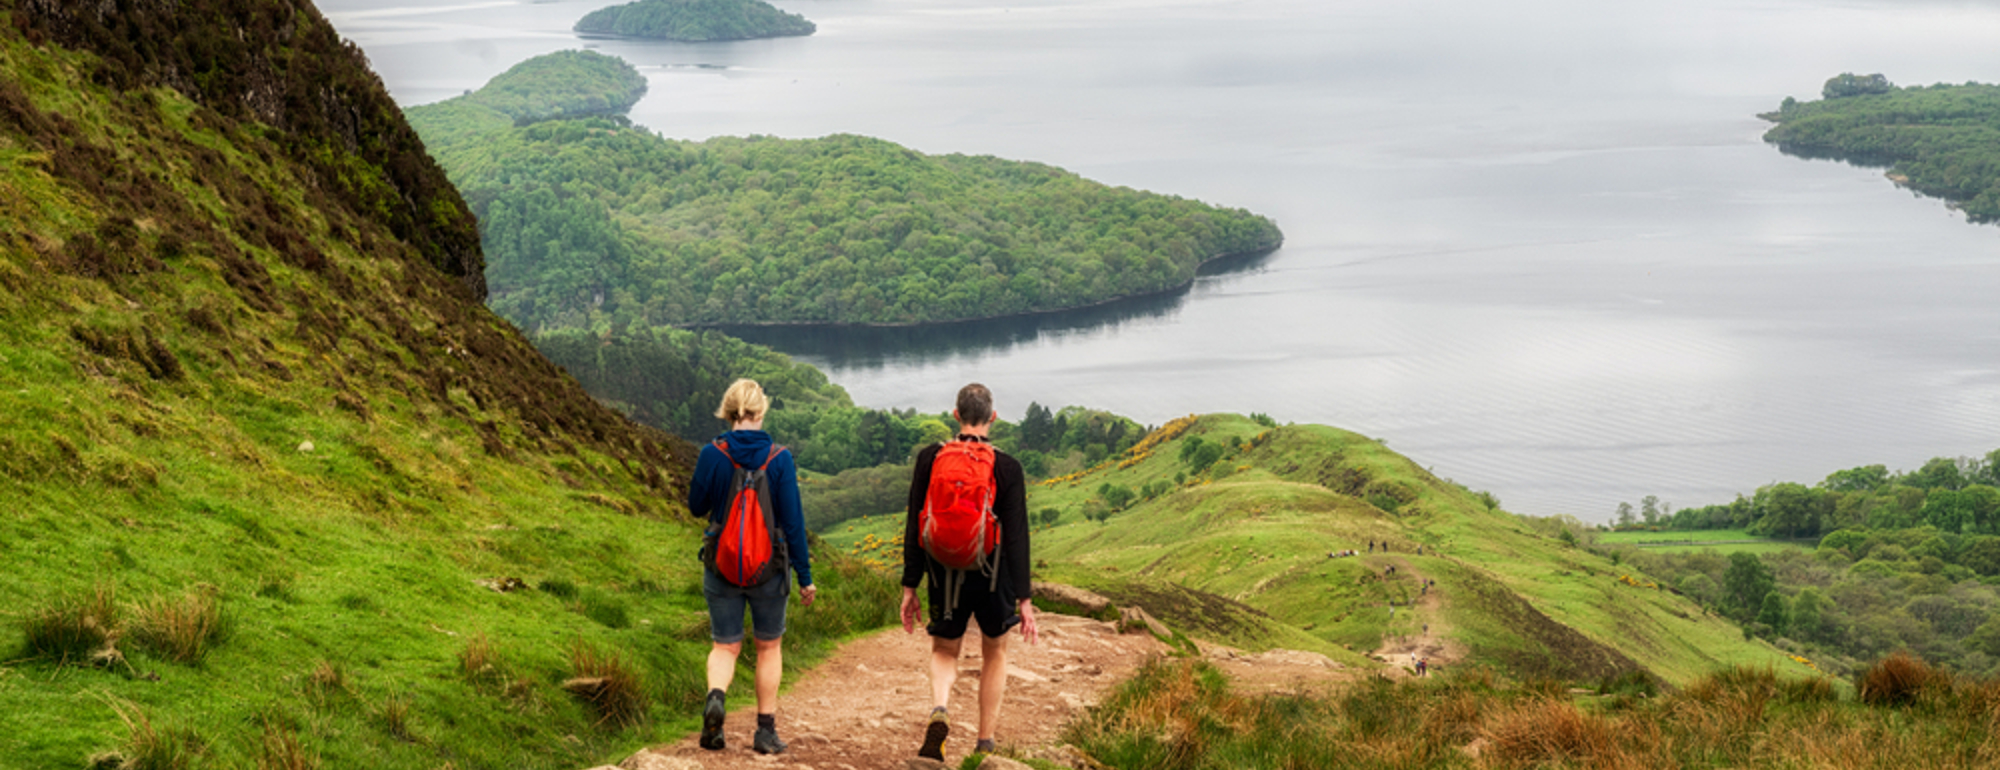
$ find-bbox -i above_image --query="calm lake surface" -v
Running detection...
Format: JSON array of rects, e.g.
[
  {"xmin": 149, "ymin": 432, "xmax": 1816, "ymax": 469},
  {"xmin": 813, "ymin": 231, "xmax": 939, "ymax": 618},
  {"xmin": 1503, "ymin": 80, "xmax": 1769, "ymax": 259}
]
[{"xmin": 321, "ymin": 0, "xmax": 2000, "ymax": 520}]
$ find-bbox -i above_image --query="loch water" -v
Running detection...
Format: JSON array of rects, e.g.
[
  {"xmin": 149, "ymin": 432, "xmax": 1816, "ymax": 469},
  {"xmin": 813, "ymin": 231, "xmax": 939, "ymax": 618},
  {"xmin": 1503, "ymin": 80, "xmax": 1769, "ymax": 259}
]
[{"xmin": 322, "ymin": 0, "xmax": 2000, "ymax": 519}]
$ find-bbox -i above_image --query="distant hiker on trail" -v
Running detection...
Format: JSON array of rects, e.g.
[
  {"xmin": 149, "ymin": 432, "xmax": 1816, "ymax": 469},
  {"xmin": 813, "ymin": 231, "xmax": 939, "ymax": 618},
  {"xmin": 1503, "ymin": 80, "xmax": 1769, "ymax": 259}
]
[
  {"xmin": 1368, "ymin": 540, "xmax": 1375, "ymax": 553},
  {"xmin": 689, "ymin": 379, "xmax": 815, "ymax": 755},
  {"xmin": 901, "ymin": 383, "xmax": 1039, "ymax": 761}
]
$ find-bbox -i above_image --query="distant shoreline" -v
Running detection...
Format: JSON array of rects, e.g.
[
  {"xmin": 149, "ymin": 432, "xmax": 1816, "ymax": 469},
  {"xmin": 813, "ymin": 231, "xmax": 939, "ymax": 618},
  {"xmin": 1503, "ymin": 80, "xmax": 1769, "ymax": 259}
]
[{"xmin": 688, "ymin": 241, "xmax": 1283, "ymax": 331}]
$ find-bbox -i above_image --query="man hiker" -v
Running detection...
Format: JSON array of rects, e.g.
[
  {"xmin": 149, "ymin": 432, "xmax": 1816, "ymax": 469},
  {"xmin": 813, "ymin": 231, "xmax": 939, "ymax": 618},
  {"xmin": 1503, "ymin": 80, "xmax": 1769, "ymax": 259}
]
[{"xmin": 900, "ymin": 383, "xmax": 1040, "ymax": 761}]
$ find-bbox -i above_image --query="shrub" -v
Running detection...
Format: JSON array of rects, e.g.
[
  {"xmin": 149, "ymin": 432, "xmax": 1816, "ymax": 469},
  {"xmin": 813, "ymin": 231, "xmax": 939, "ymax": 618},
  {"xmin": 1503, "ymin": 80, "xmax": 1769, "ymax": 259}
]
[{"xmin": 1859, "ymin": 651, "xmax": 1946, "ymax": 707}]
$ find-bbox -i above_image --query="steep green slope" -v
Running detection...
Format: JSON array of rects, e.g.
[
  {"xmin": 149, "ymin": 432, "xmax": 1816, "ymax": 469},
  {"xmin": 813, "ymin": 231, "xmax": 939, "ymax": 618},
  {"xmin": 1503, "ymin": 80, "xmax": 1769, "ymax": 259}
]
[
  {"xmin": 405, "ymin": 52, "xmax": 1284, "ymax": 328},
  {"xmin": 576, "ymin": 0, "xmax": 816, "ymax": 42},
  {"xmin": 0, "ymin": 3, "xmax": 890, "ymax": 768},
  {"xmin": 846, "ymin": 415, "xmax": 1805, "ymax": 685}
]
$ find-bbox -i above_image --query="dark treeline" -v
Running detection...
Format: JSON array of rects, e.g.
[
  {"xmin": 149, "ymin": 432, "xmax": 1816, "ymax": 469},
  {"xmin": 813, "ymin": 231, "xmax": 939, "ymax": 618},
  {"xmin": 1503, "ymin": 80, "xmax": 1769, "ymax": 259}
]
[
  {"xmin": 575, "ymin": 0, "xmax": 815, "ymax": 41},
  {"xmin": 1763, "ymin": 72, "xmax": 2000, "ymax": 223}
]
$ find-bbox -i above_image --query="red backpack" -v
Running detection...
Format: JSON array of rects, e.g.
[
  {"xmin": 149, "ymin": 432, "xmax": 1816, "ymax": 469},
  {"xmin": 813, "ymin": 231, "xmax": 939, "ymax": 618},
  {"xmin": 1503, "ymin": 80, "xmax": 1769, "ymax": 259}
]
[
  {"xmin": 919, "ymin": 440, "xmax": 1001, "ymax": 616},
  {"xmin": 705, "ymin": 439, "xmax": 788, "ymax": 587}
]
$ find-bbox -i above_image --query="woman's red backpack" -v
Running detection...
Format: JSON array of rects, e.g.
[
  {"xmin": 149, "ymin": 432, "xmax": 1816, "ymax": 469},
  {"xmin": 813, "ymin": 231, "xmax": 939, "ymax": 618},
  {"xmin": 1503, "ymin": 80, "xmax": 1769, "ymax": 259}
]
[
  {"xmin": 919, "ymin": 440, "xmax": 1001, "ymax": 617},
  {"xmin": 704, "ymin": 440, "xmax": 788, "ymax": 587}
]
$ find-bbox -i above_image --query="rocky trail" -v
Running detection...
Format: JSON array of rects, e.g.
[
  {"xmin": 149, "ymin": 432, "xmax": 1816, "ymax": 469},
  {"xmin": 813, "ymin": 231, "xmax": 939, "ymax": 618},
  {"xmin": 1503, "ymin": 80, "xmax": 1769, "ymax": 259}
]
[{"xmin": 609, "ymin": 612, "xmax": 1169, "ymax": 770}]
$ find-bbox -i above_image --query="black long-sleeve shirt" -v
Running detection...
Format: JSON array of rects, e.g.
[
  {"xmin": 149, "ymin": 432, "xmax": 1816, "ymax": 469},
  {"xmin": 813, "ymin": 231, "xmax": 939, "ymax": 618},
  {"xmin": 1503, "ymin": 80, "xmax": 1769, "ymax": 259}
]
[{"xmin": 901, "ymin": 436, "xmax": 1032, "ymax": 599}]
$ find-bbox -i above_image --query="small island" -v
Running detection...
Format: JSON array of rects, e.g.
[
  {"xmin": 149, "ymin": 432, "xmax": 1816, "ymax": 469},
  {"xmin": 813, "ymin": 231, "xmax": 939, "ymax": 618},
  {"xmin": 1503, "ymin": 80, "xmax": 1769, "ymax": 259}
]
[
  {"xmin": 575, "ymin": 0, "xmax": 816, "ymax": 42},
  {"xmin": 1763, "ymin": 72, "xmax": 2000, "ymax": 224}
]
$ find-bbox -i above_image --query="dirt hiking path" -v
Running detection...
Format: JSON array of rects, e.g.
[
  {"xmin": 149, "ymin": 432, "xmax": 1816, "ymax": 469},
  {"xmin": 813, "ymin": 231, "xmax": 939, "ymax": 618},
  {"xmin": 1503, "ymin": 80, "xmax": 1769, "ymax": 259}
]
[
  {"xmin": 617, "ymin": 613, "xmax": 1169, "ymax": 770},
  {"xmin": 1368, "ymin": 556, "xmax": 1467, "ymax": 679}
]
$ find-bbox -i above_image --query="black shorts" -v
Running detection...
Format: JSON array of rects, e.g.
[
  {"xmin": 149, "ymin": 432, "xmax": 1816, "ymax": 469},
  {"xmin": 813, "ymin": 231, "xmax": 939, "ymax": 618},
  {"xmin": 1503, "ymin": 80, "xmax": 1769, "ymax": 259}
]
[{"xmin": 925, "ymin": 565, "xmax": 1019, "ymax": 640}]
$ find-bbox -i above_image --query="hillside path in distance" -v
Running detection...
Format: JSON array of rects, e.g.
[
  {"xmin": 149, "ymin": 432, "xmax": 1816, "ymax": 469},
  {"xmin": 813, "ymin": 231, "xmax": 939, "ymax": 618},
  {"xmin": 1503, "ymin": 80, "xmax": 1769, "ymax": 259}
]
[
  {"xmin": 616, "ymin": 612, "xmax": 1168, "ymax": 769},
  {"xmin": 1368, "ymin": 557, "xmax": 1467, "ymax": 679}
]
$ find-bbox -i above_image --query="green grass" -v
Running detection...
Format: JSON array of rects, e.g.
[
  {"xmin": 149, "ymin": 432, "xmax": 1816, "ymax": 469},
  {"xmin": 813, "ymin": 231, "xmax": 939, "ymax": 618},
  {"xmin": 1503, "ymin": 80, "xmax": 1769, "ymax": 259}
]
[
  {"xmin": 0, "ymin": 27, "xmax": 898, "ymax": 770},
  {"xmin": 1597, "ymin": 528, "xmax": 1814, "ymax": 555},
  {"xmin": 902, "ymin": 414, "xmax": 1809, "ymax": 685}
]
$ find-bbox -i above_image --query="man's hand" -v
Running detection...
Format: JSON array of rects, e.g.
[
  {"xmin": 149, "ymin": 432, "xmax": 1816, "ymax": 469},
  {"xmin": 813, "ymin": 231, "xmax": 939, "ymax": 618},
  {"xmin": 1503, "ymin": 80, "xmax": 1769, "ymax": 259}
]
[
  {"xmin": 800, "ymin": 584, "xmax": 817, "ymax": 608},
  {"xmin": 1017, "ymin": 599, "xmax": 1039, "ymax": 646},
  {"xmin": 900, "ymin": 587, "xmax": 921, "ymax": 634}
]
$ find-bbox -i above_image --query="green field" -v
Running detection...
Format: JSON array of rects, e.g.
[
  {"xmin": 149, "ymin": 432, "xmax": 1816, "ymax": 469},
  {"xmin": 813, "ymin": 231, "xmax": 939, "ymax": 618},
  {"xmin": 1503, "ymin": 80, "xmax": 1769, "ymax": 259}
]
[{"xmin": 1598, "ymin": 528, "xmax": 1816, "ymax": 555}]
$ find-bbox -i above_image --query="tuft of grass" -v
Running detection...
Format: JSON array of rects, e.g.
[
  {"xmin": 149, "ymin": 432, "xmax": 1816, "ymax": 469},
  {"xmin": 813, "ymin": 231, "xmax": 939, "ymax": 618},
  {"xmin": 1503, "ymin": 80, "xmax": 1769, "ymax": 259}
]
[
  {"xmin": 106, "ymin": 698, "xmax": 207, "ymax": 770},
  {"xmin": 538, "ymin": 578, "xmax": 578, "ymax": 600},
  {"xmin": 562, "ymin": 639, "xmax": 647, "ymax": 728},
  {"xmin": 1482, "ymin": 698, "xmax": 1621, "ymax": 768},
  {"xmin": 304, "ymin": 660, "xmax": 346, "ymax": 704},
  {"xmin": 378, "ymin": 694, "xmax": 415, "ymax": 743},
  {"xmin": 1858, "ymin": 651, "xmax": 1945, "ymax": 707},
  {"xmin": 129, "ymin": 586, "xmax": 227, "ymax": 665},
  {"xmin": 23, "ymin": 582, "xmax": 120, "ymax": 664},
  {"xmin": 257, "ymin": 721, "xmax": 319, "ymax": 770},
  {"xmin": 457, "ymin": 633, "xmax": 503, "ymax": 683}
]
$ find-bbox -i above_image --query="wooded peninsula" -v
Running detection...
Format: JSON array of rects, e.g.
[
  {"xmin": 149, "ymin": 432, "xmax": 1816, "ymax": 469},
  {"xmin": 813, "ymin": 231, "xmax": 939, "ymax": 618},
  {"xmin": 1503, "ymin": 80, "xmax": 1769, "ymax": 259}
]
[
  {"xmin": 405, "ymin": 51, "xmax": 1284, "ymax": 331},
  {"xmin": 575, "ymin": 0, "xmax": 815, "ymax": 42},
  {"xmin": 1764, "ymin": 73, "xmax": 2000, "ymax": 224}
]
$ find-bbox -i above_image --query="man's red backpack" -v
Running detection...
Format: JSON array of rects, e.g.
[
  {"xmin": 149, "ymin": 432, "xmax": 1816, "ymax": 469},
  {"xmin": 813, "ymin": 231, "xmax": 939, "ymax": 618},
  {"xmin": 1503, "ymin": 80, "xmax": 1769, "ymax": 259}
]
[
  {"xmin": 919, "ymin": 440, "xmax": 1001, "ymax": 616},
  {"xmin": 704, "ymin": 439, "xmax": 788, "ymax": 587}
]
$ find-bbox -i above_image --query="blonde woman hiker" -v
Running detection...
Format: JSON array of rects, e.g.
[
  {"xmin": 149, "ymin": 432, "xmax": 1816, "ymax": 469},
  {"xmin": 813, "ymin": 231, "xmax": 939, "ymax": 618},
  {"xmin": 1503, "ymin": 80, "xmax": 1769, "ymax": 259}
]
[{"xmin": 688, "ymin": 379, "xmax": 815, "ymax": 754}]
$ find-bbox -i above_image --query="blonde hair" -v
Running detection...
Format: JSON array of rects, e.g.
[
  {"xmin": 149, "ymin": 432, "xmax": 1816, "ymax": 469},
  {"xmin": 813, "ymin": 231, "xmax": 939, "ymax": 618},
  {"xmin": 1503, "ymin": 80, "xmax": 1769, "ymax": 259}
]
[{"xmin": 714, "ymin": 379, "xmax": 770, "ymax": 423}]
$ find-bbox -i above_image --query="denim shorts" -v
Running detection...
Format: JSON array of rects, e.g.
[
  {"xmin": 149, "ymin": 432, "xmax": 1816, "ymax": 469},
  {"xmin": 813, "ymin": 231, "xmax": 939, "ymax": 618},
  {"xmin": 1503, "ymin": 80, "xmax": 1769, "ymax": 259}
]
[{"xmin": 703, "ymin": 567, "xmax": 790, "ymax": 644}]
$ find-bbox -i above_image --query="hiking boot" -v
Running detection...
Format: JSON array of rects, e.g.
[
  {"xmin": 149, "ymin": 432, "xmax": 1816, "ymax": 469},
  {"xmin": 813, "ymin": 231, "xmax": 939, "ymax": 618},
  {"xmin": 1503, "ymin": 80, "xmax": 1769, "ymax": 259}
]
[
  {"xmin": 918, "ymin": 707, "xmax": 949, "ymax": 761},
  {"xmin": 975, "ymin": 738, "xmax": 997, "ymax": 754},
  {"xmin": 753, "ymin": 725, "xmax": 788, "ymax": 755},
  {"xmin": 699, "ymin": 689, "xmax": 726, "ymax": 751}
]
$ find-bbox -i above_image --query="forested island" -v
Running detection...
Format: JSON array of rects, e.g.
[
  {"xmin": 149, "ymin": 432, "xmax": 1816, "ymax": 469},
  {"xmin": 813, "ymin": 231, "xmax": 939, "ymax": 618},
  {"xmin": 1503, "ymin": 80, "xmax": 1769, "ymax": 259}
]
[
  {"xmin": 1764, "ymin": 73, "xmax": 2000, "ymax": 223},
  {"xmin": 575, "ymin": 0, "xmax": 815, "ymax": 41},
  {"xmin": 406, "ymin": 51, "xmax": 1283, "ymax": 330}
]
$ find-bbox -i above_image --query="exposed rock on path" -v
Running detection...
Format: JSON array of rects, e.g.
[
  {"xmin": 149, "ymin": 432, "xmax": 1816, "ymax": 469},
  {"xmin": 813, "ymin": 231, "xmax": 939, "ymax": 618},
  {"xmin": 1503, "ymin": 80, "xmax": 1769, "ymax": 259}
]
[{"xmin": 621, "ymin": 612, "xmax": 1168, "ymax": 770}]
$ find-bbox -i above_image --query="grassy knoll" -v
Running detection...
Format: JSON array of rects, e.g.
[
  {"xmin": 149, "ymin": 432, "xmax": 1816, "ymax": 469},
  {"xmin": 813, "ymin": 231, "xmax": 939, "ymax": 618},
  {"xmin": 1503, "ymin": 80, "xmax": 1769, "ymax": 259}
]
[
  {"xmin": 0, "ymin": 7, "xmax": 895, "ymax": 768},
  {"xmin": 836, "ymin": 415, "xmax": 1807, "ymax": 685}
]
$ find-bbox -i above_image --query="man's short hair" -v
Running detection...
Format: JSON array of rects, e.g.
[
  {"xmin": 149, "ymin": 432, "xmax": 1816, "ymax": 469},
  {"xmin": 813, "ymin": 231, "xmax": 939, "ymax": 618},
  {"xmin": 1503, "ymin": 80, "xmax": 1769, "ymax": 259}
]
[{"xmin": 956, "ymin": 383, "xmax": 994, "ymax": 427}]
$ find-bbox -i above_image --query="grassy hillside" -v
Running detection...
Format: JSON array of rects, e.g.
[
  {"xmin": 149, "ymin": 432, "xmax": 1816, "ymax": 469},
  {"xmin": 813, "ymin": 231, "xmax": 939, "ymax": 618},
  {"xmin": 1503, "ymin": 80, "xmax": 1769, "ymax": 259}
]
[
  {"xmin": 836, "ymin": 415, "xmax": 1806, "ymax": 685},
  {"xmin": 0, "ymin": 3, "xmax": 892, "ymax": 768}
]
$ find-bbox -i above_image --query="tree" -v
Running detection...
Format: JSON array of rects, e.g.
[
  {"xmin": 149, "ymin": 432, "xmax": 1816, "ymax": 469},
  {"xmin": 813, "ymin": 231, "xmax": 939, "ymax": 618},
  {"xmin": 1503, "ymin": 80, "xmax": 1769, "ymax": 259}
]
[
  {"xmin": 1756, "ymin": 592, "xmax": 1790, "ymax": 637},
  {"xmin": 1822, "ymin": 72, "xmax": 1892, "ymax": 99},
  {"xmin": 1822, "ymin": 464, "xmax": 1890, "ymax": 492},
  {"xmin": 1678, "ymin": 573, "xmax": 1718, "ymax": 607},
  {"xmin": 1615, "ymin": 502, "xmax": 1636, "ymax": 529},
  {"xmin": 1790, "ymin": 587, "xmax": 1825, "ymax": 642},
  {"xmin": 1750, "ymin": 482, "xmax": 1828, "ymax": 538},
  {"xmin": 1098, "ymin": 483, "xmax": 1135, "ymax": 511},
  {"xmin": 1906, "ymin": 457, "xmax": 1969, "ymax": 491},
  {"xmin": 1019, "ymin": 402, "xmax": 1056, "ymax": 452},
  {"xmin": 1722, "ymin": 552, "xmax": 1775, "ymax": 622},
  {"xmin": 1641, "ymin": 495, "xmax": 1661, "ymax": 526}
]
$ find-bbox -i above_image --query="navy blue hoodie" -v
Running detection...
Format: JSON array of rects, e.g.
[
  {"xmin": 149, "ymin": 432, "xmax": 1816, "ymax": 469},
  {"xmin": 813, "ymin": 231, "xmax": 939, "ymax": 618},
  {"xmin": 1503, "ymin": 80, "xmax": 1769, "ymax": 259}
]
[{"xmin": 688, "ymin": 429, "xmax": 812, "ymax": 587}]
